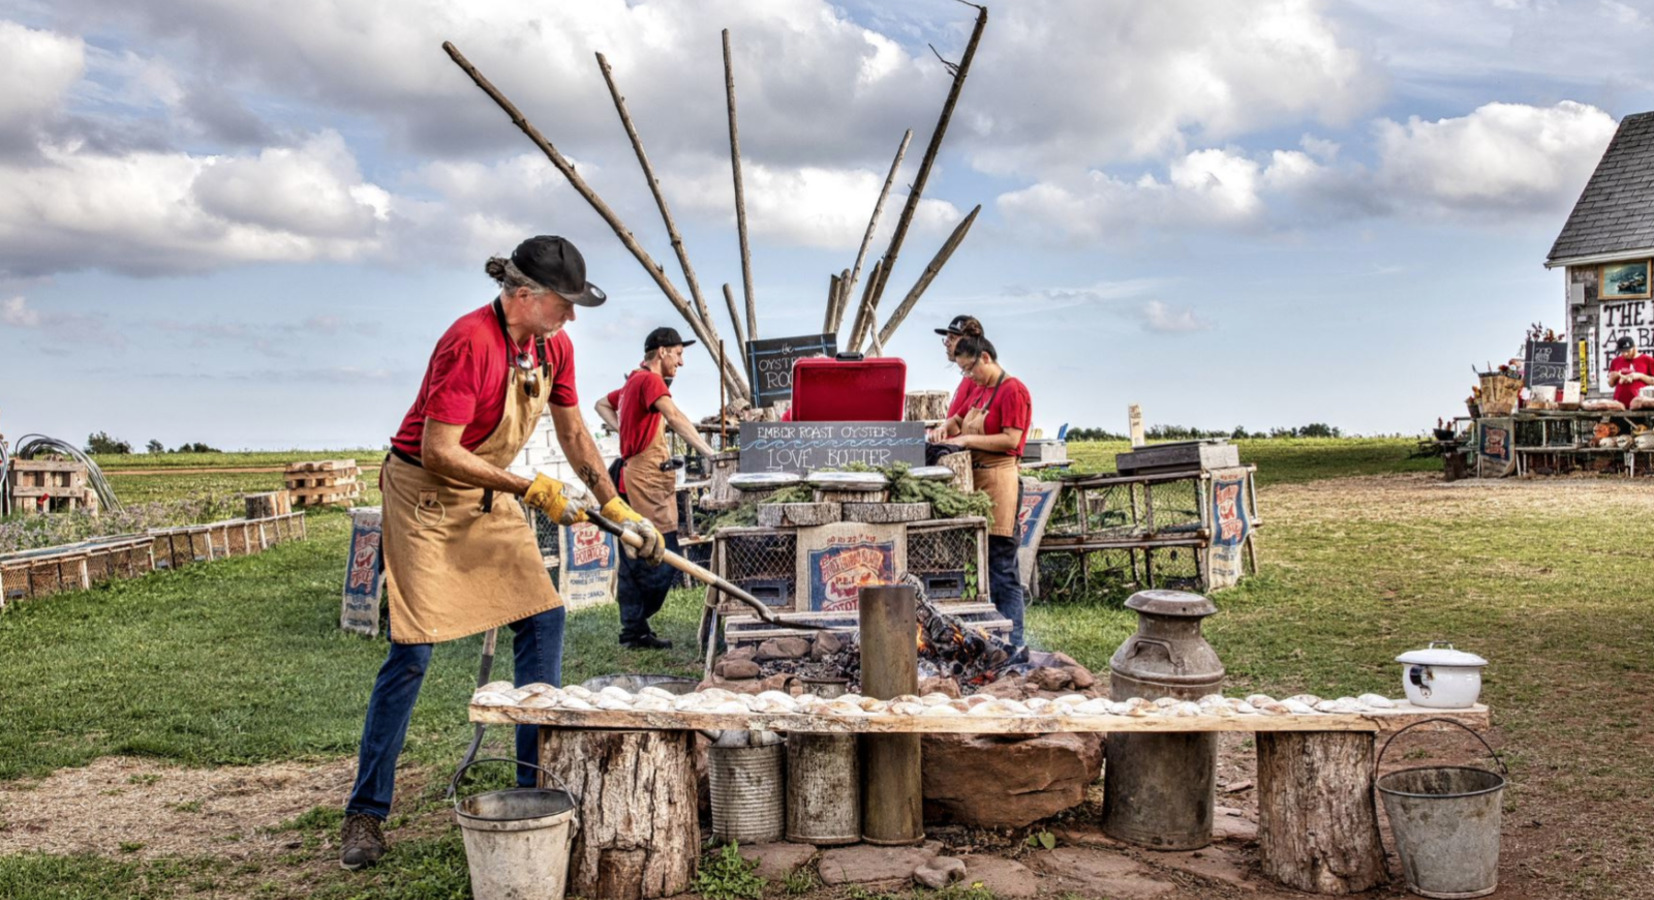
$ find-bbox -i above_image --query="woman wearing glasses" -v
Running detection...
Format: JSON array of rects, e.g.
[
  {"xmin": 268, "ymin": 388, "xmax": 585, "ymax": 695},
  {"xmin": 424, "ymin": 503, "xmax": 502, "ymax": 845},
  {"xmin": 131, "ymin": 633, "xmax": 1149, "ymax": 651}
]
[
  {"xmin": 343, "ymin": 236, "xmax": 663, "ymax": 870},
  {"xmin": 939, "ymin": 335, "xmax": 1031, "ymax": 649}
]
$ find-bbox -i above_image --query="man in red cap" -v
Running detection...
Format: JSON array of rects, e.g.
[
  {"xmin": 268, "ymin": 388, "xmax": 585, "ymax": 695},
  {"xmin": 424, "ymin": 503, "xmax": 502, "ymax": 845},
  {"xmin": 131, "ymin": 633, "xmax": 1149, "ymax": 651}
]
[
  {"xmin": 340, "ymin": 235, "xmax": 665, "ymax": 870},
  {"xmin": 595, "ymin": 326, "xmax": 716, "ymax": 648}
]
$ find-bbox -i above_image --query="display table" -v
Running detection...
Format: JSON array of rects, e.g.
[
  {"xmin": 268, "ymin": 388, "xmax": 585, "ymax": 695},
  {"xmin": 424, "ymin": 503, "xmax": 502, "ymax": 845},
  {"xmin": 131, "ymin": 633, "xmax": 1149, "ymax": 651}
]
[{"xmin": 1480, "ymin": 410, "xmax": 1654, "ymax": 477}]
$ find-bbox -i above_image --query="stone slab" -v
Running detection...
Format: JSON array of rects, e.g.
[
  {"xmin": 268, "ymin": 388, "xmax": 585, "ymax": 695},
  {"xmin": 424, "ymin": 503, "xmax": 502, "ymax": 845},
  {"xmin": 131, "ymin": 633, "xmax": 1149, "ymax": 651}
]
[
  {"xmin": 959, "ymin": 855, "xmax": 1039, "ymax": 899},
  {"xmin": 818, "ymin": 844, "xmax": 937, "ymax": 885},
  {"xmin": 1030, "ymin": 847, "xmax": 1177, "ymax": 900},
  {"xmin": 737, "ymin": 841, "xmax": 818, "ymax": 881},
  {"xmin": 1147, "ymin": 844, "xmax": 1258, "ymax": 892}
]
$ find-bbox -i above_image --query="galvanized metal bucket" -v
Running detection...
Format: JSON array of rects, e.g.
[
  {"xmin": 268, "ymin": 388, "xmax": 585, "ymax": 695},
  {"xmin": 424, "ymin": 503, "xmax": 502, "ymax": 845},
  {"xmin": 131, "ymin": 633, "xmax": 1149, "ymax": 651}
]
[
  {"xmin": 709, "ymin": 741, "xmax": 786, "ymax": 844},
  {"xmin": 1375, "ymin": 720, "xmax": 1507, "ymax": 899},
  {"xmin": 786, "ymin": 733, "xmax": 860, "ymax": 845},
  {"xmin": 452, "ymin": 758, "xmax": 579, "ymax": 900}
]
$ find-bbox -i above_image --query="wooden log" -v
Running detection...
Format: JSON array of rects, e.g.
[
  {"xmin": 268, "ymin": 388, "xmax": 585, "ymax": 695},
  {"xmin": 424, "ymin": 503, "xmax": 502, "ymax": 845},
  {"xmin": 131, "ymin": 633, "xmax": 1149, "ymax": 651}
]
[
  {"xmin": 841, "ymin": 502, "xmax": 932, "ymax": 524},
  {"xmin": 722, "ymin": 29, "xmax": 758, "ymax": 344},
  {"xmin": 597, "ymin": 51, "xmax": 741, "ymax": 400},
  {"xmin": 813, "ymin": 488, "xmax": 887, "ymax": 505},
  {"xmin": 854, "ymin": 5, "xmax": 989, "ymax": 352},
  {"xmin": 875, "ymin": 204, "xmax": 982, "ymax": 349},
  {"xmin": 723, "ymin": 283, "xmax": 748, "ymax": 376},
  {"xmin": 441, "ymin": 41, "xmax": 751, "ymax": 401},
  {"xmin": 905, "ymin": 390, "xmax": 950, "ymax": 422},
  {"xmin": 1255, "ymin": 731, "xmax": 1386, "ymax": 894},
  {"xmin": 845, "ymin": 258, "xmax": 884, "ymax": 353},
  {"xmin": 539, "ymin": 728, "xmax": 699, "ymax": 899},
  {"xmin": 937, "ymin": 450, "xmax": 973, "ymax": 493},
  {"xmin": 840, "ymin": 129, "xmax": 911, "ymax": 331},
  {"xmin": 757, "ymin": 502, "xmax": 841, "ymax": 528}
]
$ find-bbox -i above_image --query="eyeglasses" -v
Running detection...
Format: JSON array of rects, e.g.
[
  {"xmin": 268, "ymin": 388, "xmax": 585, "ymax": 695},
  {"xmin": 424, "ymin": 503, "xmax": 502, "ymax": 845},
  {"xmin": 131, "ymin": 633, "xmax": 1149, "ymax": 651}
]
[{"xmin": 515, "ymin": 352, "xmax": 541, "ymax": 398}]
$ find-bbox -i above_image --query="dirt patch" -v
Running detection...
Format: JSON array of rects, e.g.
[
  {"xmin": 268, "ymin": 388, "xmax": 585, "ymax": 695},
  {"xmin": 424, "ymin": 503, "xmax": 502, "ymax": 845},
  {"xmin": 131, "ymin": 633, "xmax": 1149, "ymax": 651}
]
[
  {"xmin": 1266, "ymin": 471, "xmax": 1654, "ymax": 523},
  {"xmin": 0, "ymin": 756, "xmax": 355, "ymax": 860}
]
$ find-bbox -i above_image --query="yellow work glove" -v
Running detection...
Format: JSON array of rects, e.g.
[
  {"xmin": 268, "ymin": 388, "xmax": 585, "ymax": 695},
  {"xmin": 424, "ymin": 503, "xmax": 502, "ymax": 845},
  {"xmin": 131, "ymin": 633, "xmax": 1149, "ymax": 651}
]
[
  {"xmin": 601, "ymin": 497, "xmax": 665, "ymax": 565},
  {"xmin": 523, "ymin": 474, "xmax": 587, "ymax": 527}
]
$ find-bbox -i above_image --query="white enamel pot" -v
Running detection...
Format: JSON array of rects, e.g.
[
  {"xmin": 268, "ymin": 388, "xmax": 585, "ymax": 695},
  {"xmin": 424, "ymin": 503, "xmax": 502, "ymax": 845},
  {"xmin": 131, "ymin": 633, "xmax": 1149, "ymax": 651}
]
[{"xmin": 1396, "ymin": 642, "xmax": 1486, "ymax": 709}]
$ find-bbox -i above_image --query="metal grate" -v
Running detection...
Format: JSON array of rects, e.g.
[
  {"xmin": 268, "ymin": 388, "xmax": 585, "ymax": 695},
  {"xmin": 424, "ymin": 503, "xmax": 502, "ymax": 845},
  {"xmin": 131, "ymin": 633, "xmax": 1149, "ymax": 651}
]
[
  {"xmin": 906, "ymin": 519, "xmax": 985, "ymax": 601},
  {"xmin": 714, "ymin": 528, "xmax": 799, "ymax": 612}
]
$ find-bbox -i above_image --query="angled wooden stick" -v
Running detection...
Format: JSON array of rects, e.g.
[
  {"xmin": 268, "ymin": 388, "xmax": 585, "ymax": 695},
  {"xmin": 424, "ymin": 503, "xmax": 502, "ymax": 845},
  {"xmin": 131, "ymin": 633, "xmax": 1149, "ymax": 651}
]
[
  {"xmin": 840, "ymin": 129, "xmax": 911, "ymax": 338},
  {"xmin": 824, "ymin": 273, "xmax": 841, "ymax": 334},
  {"xmin": 723, "ymin": 29, "xmax": 758, "ymax": 343},
  {"xmin": 595, "ymin": 51, "xmax": 744, "ymax": 396},
  {"xmin": 856, "ymin": 4, "xmax": 988, "ymax": 352},
  {"xmin": 875, "ymin": 204, "xmax": 981, "ymax": 349},
  {"xmin": 831, "ymin": 267, "xmax": 851, "ymax": 334},
  {"xmin": 723, "ymin": 283, "xmax": 749, "ymax": 377},
  {"xmin": 442, "ymin": 40, "xmax": 750, "ymax": 400},
  {"xmin": 847, "ymin": 258, "xmax": 883, "ymax": 354}
]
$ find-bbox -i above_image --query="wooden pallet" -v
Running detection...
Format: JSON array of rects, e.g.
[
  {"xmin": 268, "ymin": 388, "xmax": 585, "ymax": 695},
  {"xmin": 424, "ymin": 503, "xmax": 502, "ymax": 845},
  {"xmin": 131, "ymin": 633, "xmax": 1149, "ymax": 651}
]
[{"xmin": 283, "ymin": 461, "xmax": 362, "ymax": 507}]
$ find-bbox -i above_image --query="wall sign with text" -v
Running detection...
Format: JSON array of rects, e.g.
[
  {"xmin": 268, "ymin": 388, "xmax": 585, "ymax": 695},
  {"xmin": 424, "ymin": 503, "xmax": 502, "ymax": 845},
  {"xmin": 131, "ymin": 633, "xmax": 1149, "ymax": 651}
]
[{"xmin": 746, "ymin": 333, "xmax": 836, "ymax": 407}]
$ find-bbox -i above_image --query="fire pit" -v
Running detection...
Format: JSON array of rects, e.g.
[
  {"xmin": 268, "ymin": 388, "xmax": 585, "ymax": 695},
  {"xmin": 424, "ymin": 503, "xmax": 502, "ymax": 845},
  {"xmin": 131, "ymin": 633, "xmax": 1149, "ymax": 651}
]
[{"xmin": 711, "ymin": 594, "xmax": 1033, "ymax": 694}]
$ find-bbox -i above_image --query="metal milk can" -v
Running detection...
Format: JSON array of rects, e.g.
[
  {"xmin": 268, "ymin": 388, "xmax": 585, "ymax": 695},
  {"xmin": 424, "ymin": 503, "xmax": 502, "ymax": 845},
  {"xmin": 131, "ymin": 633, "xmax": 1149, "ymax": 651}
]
[{"xmin": 1101, "ymin": 589, "xmax": 1225, "ymax": 850}]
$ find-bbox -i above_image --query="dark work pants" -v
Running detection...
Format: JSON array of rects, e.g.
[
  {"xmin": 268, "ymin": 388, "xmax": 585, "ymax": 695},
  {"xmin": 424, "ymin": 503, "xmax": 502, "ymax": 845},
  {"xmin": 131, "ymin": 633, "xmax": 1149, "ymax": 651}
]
[
  {"xmin": 988, "ymin": 480, "xmax": 1027, "ymax": 647},
  {"xmin": 345, "ymin": 606, "xmax": 565, "ymax": 820},
  {"xmin": 617, "ymin": 530, "xmax": 681, "ymax": 640}
]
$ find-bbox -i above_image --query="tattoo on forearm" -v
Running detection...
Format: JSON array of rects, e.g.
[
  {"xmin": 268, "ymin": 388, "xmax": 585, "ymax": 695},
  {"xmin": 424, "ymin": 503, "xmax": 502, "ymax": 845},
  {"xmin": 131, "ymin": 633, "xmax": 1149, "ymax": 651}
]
[{"xmin": 579, "ymin": 464, "xmax": 601, "ymax": 489}]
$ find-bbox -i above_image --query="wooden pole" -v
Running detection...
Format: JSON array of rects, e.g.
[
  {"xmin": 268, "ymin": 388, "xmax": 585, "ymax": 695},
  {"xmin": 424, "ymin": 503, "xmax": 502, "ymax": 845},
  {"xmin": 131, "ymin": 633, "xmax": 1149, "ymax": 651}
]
[
  {"xmin": 824, "ymin": 273, "xmax": 841, "ymax": 333},
  {"xmin": 858, "ymin": 585, "xmax": 923, "ymax": 845},
  {"xmin": 855, "ymin": 4, "xmax": 988, "ymax": 353},
  {"xmin": 874, "ymin": 204, "xmax": 981, "ymax": 349},
  {"xmin": 441, "ymin": 41, "xmax": 751, "ymax": 401},
  {"xmin": 840, "ymin": 129, "xmax": 911, "ymax": 337},
  {"xmin": 719, "ymin": 341, "xmax": 728, "ymax": 446},
  {"xmin": 595, "ymin": 52, "xmax": 742, "ymax": 396},
  {"xmin": 831, "ymin": 267, "xmax": 851, "ymax": 334},
  {"xmin": 847, "ymin": 259, "xmax": 883, "ymax": 355},
  {"xmin": 723, "ymin": 29, "xmax": 758, "ymax": 343},
  {"xmin": 723, "ymin": 283, "xmax": 748, "ymax": 377}
]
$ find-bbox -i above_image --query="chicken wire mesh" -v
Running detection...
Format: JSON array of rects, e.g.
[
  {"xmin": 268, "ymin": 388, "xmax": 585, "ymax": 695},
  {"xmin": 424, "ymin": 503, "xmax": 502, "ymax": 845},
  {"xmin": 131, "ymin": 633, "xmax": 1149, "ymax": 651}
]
[
  {"xmin": 1046, "ymin": 476, "xmax": 1204, "ymax": 540},
  {"xmin": 905, "ymin": 519, "xmax": 986, "ymax": 602},
  {"xmin": 714, "ymin": 528, "xmax": 799, "ymax": 612},
  {"xmin": 1036, "ymin": 543, "xmax": 1205, "ymax": 602}
]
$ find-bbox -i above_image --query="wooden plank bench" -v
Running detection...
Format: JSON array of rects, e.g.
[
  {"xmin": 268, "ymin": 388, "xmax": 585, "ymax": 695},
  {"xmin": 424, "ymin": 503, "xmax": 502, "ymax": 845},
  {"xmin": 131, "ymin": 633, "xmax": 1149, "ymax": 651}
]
[{"xmin": 472, "ymin": 699, "xmax": 1489, "ymax": 895}]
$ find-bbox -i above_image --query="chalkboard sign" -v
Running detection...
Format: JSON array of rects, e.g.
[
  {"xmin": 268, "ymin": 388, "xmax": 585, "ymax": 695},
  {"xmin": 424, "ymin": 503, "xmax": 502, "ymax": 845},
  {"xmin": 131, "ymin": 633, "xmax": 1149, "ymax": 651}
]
[
  {"xmin": 746, "ymin": 333, "xmax": 836, "ymax": 408},
  {"xmin": 738, "ymin": 421, "xmax": 926, "ymax": 474},
  {"xmin": 1525, "ymin": 340, "xmax": 1568, "ymax": 388}
]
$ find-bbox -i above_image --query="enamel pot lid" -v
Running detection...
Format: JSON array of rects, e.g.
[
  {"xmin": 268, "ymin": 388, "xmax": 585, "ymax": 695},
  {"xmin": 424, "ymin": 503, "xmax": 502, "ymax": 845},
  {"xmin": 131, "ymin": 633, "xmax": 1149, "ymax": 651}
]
[{"xmin": 1395, "ymin": 641, "xmax": 1487, "ymax": 667}]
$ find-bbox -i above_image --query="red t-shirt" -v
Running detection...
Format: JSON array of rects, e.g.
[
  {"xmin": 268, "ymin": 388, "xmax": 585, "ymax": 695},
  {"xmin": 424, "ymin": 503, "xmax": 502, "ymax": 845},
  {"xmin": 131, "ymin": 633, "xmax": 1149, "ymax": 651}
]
[
  {"xmin": 614, "ymin": 369, "xmax": 670, "ymax": 460},
  {"xmin": 391, "ymin": 303, "xmax": 578, "ymax": 457},
  {"xmin": 946, "ymin": 376, "xmax": 977, "ymax": 419},
  {"xmin": 969, "ymin": 375, "xmax": 1032, "ymax": 457},
  {"xmin": 1610, "ymin": 354, "xmax": 1654, "ymax": 407}
]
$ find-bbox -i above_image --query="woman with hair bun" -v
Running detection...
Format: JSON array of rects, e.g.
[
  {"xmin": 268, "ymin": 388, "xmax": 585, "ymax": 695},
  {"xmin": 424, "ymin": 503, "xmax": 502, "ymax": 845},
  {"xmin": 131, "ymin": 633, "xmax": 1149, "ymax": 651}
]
[{"xmin": 939, "ymin": 334, "xmax": 1031, "ymax": 648}]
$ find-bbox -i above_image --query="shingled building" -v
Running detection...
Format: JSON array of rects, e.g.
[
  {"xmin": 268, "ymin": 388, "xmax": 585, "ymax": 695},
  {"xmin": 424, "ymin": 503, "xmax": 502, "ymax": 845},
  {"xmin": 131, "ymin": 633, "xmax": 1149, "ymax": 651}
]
[{"xmin": 1546, "ymin": 110, "xmax": 1654, "ymax": 398}]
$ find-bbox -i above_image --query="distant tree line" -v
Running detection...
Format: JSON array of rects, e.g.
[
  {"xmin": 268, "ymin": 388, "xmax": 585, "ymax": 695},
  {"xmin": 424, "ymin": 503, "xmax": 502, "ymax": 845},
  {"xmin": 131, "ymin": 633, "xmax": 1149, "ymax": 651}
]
[
  {"xmin": 84, "ymin": 433, "xmax": 221, "ymax": 455},
  {"xmin": 1063, "ymin": 423, "xmax": 1344, "ymax": 442}
]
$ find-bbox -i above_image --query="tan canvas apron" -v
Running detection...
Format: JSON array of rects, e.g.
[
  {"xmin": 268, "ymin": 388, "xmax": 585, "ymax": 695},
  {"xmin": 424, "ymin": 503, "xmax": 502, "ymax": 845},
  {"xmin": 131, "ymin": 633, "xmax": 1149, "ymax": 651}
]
[
  {"xmin": 381, "ymin": 312, "xmax": 560, "ymax": 644},
  {"xmin": 622, "ymin": 415, "xmax": 679, "ymax": 534},
  {"xmin": 962, "ymin": 374, "xmax": 1020, "ymax": 538}
]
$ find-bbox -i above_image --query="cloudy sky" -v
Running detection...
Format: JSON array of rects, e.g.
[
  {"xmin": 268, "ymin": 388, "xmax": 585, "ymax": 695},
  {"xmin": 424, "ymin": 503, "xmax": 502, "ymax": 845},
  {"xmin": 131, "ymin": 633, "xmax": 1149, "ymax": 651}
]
[{"xmin": 1, "ymin": 0, "xmax": 1650, "ymax": 449}]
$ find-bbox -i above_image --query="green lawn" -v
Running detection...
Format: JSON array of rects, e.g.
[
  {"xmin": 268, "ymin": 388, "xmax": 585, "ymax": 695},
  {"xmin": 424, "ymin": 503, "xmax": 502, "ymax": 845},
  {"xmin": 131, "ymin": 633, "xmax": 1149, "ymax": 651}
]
[
  {"xmin": 92, "ymin": 450, "xmax": 385, "ymax": 470},
  {"xmin": 3, "ymin": 439, "xmax": 1649, "ymax": 898}
]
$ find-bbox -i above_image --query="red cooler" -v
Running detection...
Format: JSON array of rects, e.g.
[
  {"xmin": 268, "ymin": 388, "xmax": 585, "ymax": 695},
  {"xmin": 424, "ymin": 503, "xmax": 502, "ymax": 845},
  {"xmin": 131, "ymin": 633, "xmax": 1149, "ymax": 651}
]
[{"xmin": 790, "ymin": 356, "xmax": 907, "ymax": 421}]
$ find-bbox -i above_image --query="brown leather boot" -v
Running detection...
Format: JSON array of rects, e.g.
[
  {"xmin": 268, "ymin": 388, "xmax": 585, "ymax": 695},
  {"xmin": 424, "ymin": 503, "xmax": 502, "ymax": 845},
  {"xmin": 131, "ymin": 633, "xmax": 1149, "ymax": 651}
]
[{"xmin": 339, "ymin": 813, "xmax": 386, "ymax": 870}]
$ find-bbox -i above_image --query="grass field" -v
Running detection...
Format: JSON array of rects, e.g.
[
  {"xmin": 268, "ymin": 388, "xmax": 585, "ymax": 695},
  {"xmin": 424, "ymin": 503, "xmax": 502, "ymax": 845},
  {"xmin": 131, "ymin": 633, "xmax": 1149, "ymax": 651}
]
[{"xmin": 3, "ymin": 438, "xmax": 1648, "ymax": 899}]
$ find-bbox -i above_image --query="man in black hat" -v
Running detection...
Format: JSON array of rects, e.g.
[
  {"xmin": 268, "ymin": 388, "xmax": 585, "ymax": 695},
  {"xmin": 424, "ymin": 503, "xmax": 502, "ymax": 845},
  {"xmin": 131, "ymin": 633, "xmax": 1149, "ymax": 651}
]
[
  {"xmin": 340, "ymin": 235, "xmax": 664, "ymax": 870},
  {"xmin": 1607, "ymin": 335, "xmax": 1654, "ymax": 408},
  {"xmin": 595, "ymin": 326, "xmax": 717, "ymax": 648}
]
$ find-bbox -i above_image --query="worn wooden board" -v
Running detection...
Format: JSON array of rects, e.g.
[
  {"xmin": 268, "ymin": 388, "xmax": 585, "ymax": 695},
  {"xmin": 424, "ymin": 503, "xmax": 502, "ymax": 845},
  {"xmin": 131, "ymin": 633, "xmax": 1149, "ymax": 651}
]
[{"xmin": 469, "ymin": 702, "xmax": 1488, "ymax": 735}]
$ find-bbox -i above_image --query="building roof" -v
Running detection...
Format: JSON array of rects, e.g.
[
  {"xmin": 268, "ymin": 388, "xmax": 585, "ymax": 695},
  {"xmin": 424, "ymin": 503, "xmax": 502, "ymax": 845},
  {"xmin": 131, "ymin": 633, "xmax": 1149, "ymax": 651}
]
[{"xmin": 1547, "ymin": 111, "xmax": 1654, "ymax": 267}]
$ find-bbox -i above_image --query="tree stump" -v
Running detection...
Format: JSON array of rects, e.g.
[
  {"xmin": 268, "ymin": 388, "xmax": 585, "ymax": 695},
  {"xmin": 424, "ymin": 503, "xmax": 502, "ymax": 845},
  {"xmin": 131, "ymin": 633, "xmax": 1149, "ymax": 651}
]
[
  {"xmin": 539, "ymin": 728, "xmax": 699, "ymax": 900},
  {"xmin": 1255, "ymin": 732, "xmax": 1386, "ymax": 894}
]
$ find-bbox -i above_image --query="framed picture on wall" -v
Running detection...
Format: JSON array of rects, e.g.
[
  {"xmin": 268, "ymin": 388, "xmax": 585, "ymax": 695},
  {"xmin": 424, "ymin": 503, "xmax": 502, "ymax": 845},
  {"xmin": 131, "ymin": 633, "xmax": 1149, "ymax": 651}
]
[{"xmin": 1600, "ymin": 260, "xmax": 1651, "ymax": 299}]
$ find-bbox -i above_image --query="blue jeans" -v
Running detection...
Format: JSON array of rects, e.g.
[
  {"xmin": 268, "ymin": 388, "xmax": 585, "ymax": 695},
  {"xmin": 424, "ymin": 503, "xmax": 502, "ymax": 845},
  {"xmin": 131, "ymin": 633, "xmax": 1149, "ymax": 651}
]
[
  {"xmin": 988, "ymin": 480, "xmax": 1026, "ymax": 647},
  {"xmin": 345, "ymin": 605, "xmax": 565, "ymax": 820},
  {"xmin": 617, "ymin": 530, "xmax": 680, "ymax": 640}
]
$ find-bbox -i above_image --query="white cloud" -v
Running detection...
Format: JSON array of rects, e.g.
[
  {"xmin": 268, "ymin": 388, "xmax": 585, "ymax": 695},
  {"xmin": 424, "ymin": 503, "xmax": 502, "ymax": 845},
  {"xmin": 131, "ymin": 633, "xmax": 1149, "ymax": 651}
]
[
  {"xmin": 1, "ymin": 296, "xmax": 41, "ymax": 327},
  {"xmin": 0, "ymin": 132, "xmax": 392, "ymax": 277},
  {"xmin": 1140, "ymin": 300, "xmax": 1209, "ymax": 333},
  {"xmin": 963, "ymin": 0, "xmax": 1381, "ymax": 174},
  {"xmin": 995, "ymin": 101, "xmax": 1620, "ymax": 242},
  {"xmin": 0, "ymin": 20, "xmax": 84, "ymax": 143},
  {"xmin": 1374, "ymin": 101, "xmax": 1618, "ymax": 214}
]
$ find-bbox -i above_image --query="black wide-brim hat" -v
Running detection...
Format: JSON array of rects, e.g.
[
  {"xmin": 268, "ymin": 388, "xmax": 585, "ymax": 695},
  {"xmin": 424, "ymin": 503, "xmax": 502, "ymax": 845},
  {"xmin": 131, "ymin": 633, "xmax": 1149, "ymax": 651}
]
[{"xmin": 512, "ymin": 235, "xmax": 606, "ymax": 307}]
